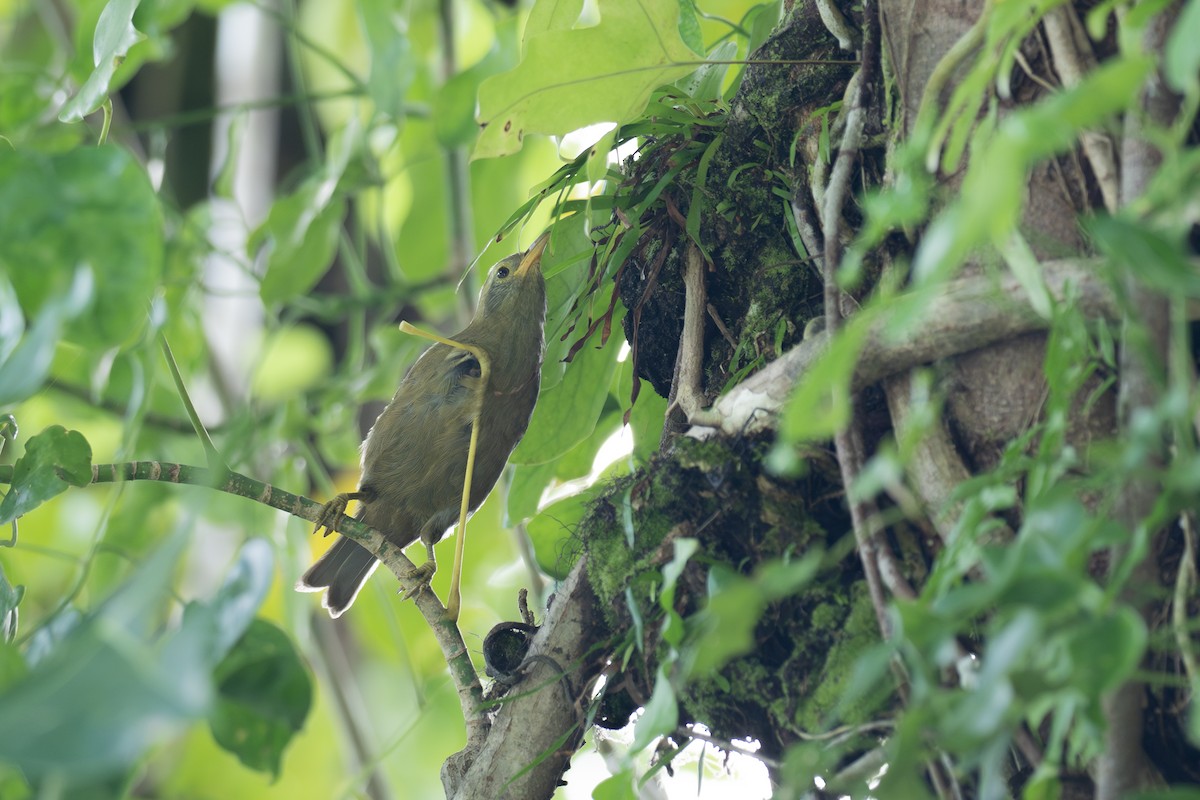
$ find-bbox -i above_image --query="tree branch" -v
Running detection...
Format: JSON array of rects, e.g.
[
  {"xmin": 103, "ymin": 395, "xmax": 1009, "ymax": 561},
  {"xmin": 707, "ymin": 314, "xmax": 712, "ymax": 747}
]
[
  {"xmin": 447, "ymin": 557, "xmax": 605, "ymax": 800},
  {"xmin": 1098, "ymin": 5, "xmax": 1182, "ymax": 797},
  {"xmin": 0, "ymin": 461, "xmax": 489, "ymax": 751},
  {"xmin": 690, "ymin": 257, "xmax": 1197, "ymax": 438}
]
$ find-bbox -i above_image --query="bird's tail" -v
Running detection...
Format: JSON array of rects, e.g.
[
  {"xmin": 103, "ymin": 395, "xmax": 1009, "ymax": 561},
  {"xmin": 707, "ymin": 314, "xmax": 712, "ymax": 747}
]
[{"xmin": 296, "ymin": 536, "xmax": 379, "ymax": 618}]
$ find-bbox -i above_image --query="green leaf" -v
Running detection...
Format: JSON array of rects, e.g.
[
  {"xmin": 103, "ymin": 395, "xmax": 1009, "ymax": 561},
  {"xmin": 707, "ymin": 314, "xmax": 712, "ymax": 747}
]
[
  {"xmin": 358, "ymin": 0, "xmax": 413, "ymax": 122},
  {"xmin": 512, "ymin": 328, "xmax": 621, "ymax": 464},
  {"xmin": 506, "ymin": 460, "xmax": 557, "ymax": 526},
  {"xmin": 912, "ymin": 55, "xmax": 1152, "ymax": 285},
  {"xmin": 0, "ymin": 531, "xmax": 213, "ymax": 781},
  {"xmin": 523, "ymin": 0, "xmax": 585, "ymax": 45},
  {"xmin": 256, "ymin": 180, "xmax": 347, "ymax": 305},
  {"xmin": 0, "ymin": 146, "xmax": 163, "ymax": 348},
  {"xmin": 0, "ymin": 267, "xmax": 93, "ymax": 407},
  {"xmin": 659, "ymin": 537, "xmax": 698, "ymax": 612},
  {"xmin": 687, "ymin": 552, "xmax": 821, "ymax": 677},
  {"xmin": 209, "ymin": 618, "xmax": 313, "ymax": 778},
  {"xmin": 675, "ymin": 0, "xmax": 704, "ymax": 55},
  {"xmin": 1088, "ymin": 215, "xmax": 1200, "ymax": 296},
  {"xmin": 631, "ymin": 666, "xmax": 678, "ymax": 751},
  {"xmin": 592, "ymin": 769, "xmax": 638, "ymax": 800},
  {"xmin": 58, "ymin": 0, "xmax": 147, "ymax": 121},
  {"xmin": 1164, "ymin": 0, "xmax": 1200, "ymax": 94},
  {"xmin": 0, "ymin": 426, "xmax": 93, "ymax": 526},
  {"xmin": 1065, "ymin": 607, "xmax": 1146, "ymax": 696},
  {"xmin": 474, "ymin": 0, "xmax": 697, "ymax": 159},
  {"xmin": 0, "ymin": 563, "xmax": 22, "ymax": 645},
  {"xmin": 0, "ymin": 643, "xmax": 26, "ymax": 694},
  {"xmin": 780, "ymin": 309, "xmax": 873, "ymax": 442},
  {"xmin": 207, "ymin": 539, "xmax": 275, "ymax": 659}
]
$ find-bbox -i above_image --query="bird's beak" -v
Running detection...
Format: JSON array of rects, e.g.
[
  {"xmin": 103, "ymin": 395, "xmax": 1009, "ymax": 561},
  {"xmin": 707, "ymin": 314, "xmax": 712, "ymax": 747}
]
[{"xmin": 514, "ymin": 231, "xmax": 551, "ymax": 277}]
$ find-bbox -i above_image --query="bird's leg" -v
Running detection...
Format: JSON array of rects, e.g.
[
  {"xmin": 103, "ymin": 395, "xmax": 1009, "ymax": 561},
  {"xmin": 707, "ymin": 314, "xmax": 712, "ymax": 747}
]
[
  {"xmin": 398, "ymin": 533, "xmax": 439, "ymax": 601},
  {"xmin": 398, "ymin": 321, "xmax": 490, "ymax": 622},
  {"xmin": 313, "ymin": 490, "xmax": 373, "ymax": 537}
]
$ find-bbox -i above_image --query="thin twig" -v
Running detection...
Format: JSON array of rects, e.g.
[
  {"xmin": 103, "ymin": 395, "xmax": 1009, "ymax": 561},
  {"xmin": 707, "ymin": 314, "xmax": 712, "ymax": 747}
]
[
  {"xmin": 821, "ymin": 0, "xmax": 892, "ymax": 636},
  {"xmin": 1042, "ymin": 6, "xmax": 1119, "ymax": 213},
  {"xmin": 1174, "ymin": 513, "xmax": 1200, "ymax": 687}
]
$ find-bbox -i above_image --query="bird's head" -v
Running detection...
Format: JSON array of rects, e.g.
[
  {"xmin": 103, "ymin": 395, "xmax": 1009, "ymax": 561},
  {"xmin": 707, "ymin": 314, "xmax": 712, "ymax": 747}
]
[{"xmin": 477, "ymin": 232, "xmax": 549, "ymax": 324}]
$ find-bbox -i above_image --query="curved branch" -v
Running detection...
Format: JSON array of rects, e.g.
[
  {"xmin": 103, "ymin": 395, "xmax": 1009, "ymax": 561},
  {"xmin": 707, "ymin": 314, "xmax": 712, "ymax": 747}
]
[
  {"xmin": 0, "ymin": 460, "xmax": 489, "ymax": 750},
  {"xmin": 689, "ymin": 256, "xmax": 1194, "ymax": 438}
]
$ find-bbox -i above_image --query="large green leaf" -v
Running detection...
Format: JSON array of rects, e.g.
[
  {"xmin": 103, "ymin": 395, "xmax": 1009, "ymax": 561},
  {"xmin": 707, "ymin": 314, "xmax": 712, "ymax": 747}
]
[
  {"xmin": 474, "ymin": 0, "xmax": 697, "ymax": 159},
  {"xmin": 209, "ymin": 619, "xmax": 312, "ymax": 778},
  {"xmin": 0, "ymin": 426, "xmax": 93, "ymax": 526},
  {"xmin": 0, "ymin": 146, "xmax": 163, "ymax": 348},
  {"xmin": 0, "ymin": 531, "xmax": 211, "ymax": 782},
  {"xmin": 511, "ymin": 328, "xmax": 621, "ymax": 464}
]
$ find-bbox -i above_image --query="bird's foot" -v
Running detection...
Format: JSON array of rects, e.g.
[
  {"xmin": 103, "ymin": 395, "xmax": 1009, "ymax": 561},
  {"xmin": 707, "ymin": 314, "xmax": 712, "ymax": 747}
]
[
  {"xmin": 312, "ymin": 491, "xmax": 368, "ymax": 537},
  {"xmin": 399, "ymin": 560, "xmax": 436, "ymax": 601}
]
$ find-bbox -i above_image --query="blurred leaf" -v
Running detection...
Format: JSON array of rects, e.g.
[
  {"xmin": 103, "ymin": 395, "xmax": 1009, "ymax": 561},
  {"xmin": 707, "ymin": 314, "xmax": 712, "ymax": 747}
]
[
  {"xmin": 209, "ymin": 618, "xmax": 312, "ymax": 778},
  {"xmin": 475, "ymin": 0, "xmax": 696, "ymax": 159},
  {"xmin": 0, "ymin": 563, "xmax": 21, "ymax": 645},
  {"xmin": 1088, "ymin": 215, "xmax": 1200, "ymax": 295},
  {"xmin": 0, "ymin": 426, "xmax": 92, "ymax": 526},
  {"xmin": 250, "ymin": 324, "xmax": 335, "ymax": 402},
  {"xmin": 256, "ymin": 181, "xmax": 347, "ymax": 305},
  {"xmin": 58, "ymin": 0, "xmax": 146, "ymax": 122},
  {"xmin": 506, "ymin": 460, "xmax": 556, "ymax": 525},
  {"xmin": 686, "ymin": 551, "xmax": 821, "ymax": 677},
  {"xmin": 359, "ymin": 0, "xmax": 413, "ymax": 123},
  {"xmin": 675, "ymin": 0, "xmax": 703, "ymax": 55},
  {"xmin": 435, "ymin": 45, "xmax": 514, "ymax": 148},
  {"xmin": 780, "ymin": 309, "xmax": 872, "ymax": 442},
  {"xmin": 1164, "ymin": 0, "xmax": 1200, "ymax": 94},
  {"xmin": 0, "ymin": 531, "xmax": 213, "ymax": 782},
  {"xmin": 206, "ymin": 539, "xmax": 275, "ymax": 658},
  {"xmin": 0, "ymin": 643, "xmax": 26, "ymax": 694},
  {"xmin": 1065, "ymin": 607, "xmax": 1146, "ymax": 696},
  {"xmin": 631, "ymin": 666, "xmax": 678, "ymax": 751},
  {"xmin": 0, "ymin": 146, "xmax": 163, "ymax": 348},
  {"xmin": 512, "ymin": 328, "xmax": 621, "ymax": 464},
  {"xmin": 912, "ymin": 55, "xmax": 1152, "ymax": 284},
  {"xmin": 0, "ymin": 267, "xmax": 93, "ymax": 407},
  {"xmin": 592, "ymin": 769, "xmax": 638, "ymax": 800}
]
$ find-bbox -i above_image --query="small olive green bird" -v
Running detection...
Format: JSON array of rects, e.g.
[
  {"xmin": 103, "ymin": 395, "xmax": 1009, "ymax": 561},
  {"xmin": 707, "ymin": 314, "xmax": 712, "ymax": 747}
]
[{"xmin": 298, "ymin": 234, "xmax": 548, "ymax": 618}]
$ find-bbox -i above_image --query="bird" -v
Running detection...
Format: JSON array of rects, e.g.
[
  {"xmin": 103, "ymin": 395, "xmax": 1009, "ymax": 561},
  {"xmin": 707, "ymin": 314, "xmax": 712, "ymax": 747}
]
[{"xmin": 298, "ymin": 233, "xmax": 549, "ymax": 619}]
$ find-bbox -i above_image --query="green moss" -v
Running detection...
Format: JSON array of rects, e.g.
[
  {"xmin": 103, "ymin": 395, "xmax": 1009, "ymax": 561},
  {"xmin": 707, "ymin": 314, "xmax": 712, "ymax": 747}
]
[{"xmin": 795, "ymin": 584, "xmax": 880, "ymax": 731}]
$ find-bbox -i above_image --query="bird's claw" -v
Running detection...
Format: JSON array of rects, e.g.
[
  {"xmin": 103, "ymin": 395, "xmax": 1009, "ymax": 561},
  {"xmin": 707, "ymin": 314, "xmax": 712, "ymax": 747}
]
[
  {"xmin": 399, "ymin": 561, "xmax": 436, "ymax": 601},
  {"xmin": 313, "ymin": 494, "xmax": 351, "ymax": 538}
]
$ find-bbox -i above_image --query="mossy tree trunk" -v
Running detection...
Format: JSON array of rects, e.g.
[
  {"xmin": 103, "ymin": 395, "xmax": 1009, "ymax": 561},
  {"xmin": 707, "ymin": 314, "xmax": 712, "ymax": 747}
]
[{"xmin": 454, "ymin": 2, "xmax": 1199, "ymax": 798}]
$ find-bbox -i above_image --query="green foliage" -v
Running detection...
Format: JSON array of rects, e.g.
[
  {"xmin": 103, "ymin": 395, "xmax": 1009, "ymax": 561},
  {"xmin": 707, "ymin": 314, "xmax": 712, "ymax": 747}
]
[
  {"xmin": 0, "ymin": 146, "xmax": 164, "ymax": 350},
  {"xmin": 3, "ymin": 0, "xmax": 1199, "ymax": 795},
  {"xmin": 0, "ymin": 426, "xmax": 93, "ymax": 525},
  {"xmin": 58, "ymin": 0, "xmax": 146, "ymax": 123},
  {"xmin": 210, "ymin": 619, "xmax": 312, "ymax": 778},
  {"xmin": 475, "ymin": 0, "xmax": 697, "ymax": 158},
  {"xmin": 0, "ymin": 537, "xmax": 283, "ymax": 789}
]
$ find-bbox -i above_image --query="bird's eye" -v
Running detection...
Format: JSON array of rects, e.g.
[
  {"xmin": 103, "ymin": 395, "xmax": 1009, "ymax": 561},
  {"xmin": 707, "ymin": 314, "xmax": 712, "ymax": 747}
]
[{"xmin": 496, "ymin": 267, "xmax": 510, "ymax": 279}]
